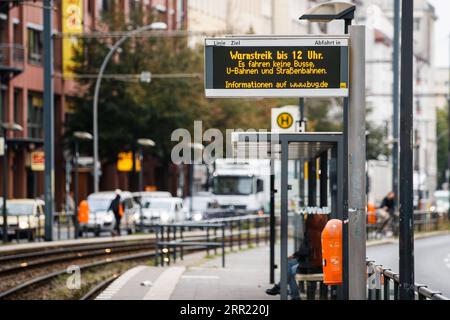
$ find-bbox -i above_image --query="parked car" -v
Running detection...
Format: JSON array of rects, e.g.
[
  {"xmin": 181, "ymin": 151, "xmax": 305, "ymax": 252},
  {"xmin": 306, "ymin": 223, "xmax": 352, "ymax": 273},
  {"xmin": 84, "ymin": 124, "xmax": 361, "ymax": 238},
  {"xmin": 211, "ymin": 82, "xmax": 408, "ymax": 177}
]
[
  {"xmin": 135, "ymin": 197, "xmax": 186, "ymax": 226},
  {"xmin": 132, "ymin": 191, "xmax": 172, "ymax": 200},
  {"xmin": 432, "ymin": 190, "xmax": 449, "ymax": 216},
  {"xmin": 81, "ymin": 191, "xmax": 139, "ymax": 236},
  {"xmin": 183, "ymin": 192, "xmax": 219, "ymax": 222},
  {"xmin": 0, "ymin": 199, "xmax": 45, "ymax": 241}
]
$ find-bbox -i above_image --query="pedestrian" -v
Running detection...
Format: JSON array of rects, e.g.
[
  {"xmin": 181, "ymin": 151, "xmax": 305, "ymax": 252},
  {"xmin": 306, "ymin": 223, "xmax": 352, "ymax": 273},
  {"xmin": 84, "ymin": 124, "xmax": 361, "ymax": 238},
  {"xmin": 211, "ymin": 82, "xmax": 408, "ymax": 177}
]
[
  {"xmin": 265, "ymin": 244, "xmax": 308, "ymax": 300},
  {"xmin": 108, "ymin": 189, "xmax": 122, "ymax": 236},
  {"xmin": 378, "ymin": 191, "xmax": 396, "ymax": 236},
  {"xmin": 265, "ymin": 214, "xmax": 328, "ymax": 300}
]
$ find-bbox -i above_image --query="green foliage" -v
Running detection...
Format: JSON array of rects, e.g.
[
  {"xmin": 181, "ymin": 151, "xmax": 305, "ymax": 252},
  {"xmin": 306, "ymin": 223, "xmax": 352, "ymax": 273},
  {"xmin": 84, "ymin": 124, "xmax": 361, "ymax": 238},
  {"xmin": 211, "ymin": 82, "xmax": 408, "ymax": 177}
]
[
  {"xmin": 437, "ymin": 107, "xmax": 448, "ymax": 187},
  {"xmin": 64, "ymin": 2, "xmax": 389, "ymax": 168}
]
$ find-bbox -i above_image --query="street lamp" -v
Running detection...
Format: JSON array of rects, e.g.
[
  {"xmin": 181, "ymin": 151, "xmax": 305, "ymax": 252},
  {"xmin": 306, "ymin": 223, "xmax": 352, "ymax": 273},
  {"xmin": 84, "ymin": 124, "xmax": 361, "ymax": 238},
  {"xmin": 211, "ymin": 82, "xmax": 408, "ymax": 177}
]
[
  {"xmin": 137, "ymin": 138, "xmax": 156, "ymax": 192},
  {"xmin": 298, "ymin": 0, "xmax": 356, "ymax": 302},
  {"xmin": 299, "ymin": 1, "xmax": 355, "ymax": 33},
  {"xmin": 136, "ymin": 138, "xmax": 155, "ymax": 231},
  {"xmin": 73, "ymin": 131, "xmax": 93, "ymax": 239},
  {"xmin": 92, "ymin": 21, "xmax": 167, "ymax": 194},
  {"xmin": 1, "ymin": 122, "xmax": 23, "ymax": 243}
]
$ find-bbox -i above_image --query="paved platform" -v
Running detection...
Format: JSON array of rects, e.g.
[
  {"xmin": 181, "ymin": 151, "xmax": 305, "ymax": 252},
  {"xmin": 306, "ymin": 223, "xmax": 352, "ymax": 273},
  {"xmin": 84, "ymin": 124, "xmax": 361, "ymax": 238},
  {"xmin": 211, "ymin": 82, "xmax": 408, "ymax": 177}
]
[{"xmin": 97, "ymin": 245, "xmax": 279, "ymax": 300}]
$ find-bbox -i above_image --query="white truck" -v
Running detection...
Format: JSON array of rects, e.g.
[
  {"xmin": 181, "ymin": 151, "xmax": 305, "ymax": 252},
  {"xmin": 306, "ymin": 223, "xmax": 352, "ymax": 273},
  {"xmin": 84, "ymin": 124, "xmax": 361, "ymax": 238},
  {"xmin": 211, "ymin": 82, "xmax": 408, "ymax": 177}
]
[{"xmin": 210, "ymin": 159, "xmax": 271, "ymax": 214}]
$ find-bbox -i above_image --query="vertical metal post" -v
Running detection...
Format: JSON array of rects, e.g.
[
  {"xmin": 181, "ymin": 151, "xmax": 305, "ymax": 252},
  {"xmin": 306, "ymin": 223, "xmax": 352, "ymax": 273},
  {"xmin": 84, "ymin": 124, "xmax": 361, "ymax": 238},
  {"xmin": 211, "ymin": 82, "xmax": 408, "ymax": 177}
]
[
  {"xmin": 348, "ymin": 25, "xmax": 367, "ymax": 300},
  {"xmin": 308, "ymin": 158, "xmax": 316, "ymax": 206},
  {"xmin": 189, "ymin": 163, "xmax": 194, "ymax": 214},
  {"xmin": 139, "ymin": 147, "xmax": 143, "ymax": 191},
  {"xmin": 269, "ymin": 158, "xmax": 276, "ymax": 284},
  {"xmin": 339, "ymin": 20, "xmax": 352, "ymax": 301},
  {"xmin": 392, "ymin": 0, "xmax": 401, "ymax": 212},
  {"xmin": 447, "ymin": 34, "xmax": 450, "ymax": 221},
  {"xmin": 221, "ymin": 224, "xmax": 225, "ymax": 268},
  {"xmin": 2, "ymin": 128, "xmax": 8, "ymax": 243},
  {"xmin": 299, "ymin": 97, "xmax": 306, "ymax": 131},
  {"xmin": 319, "ymin": 153, "xmax": 328, "ymax": 208},
  {"xmin": 138, "ymin": 146, "xmax": 144, "ymax": 230},
  {"xmin": 399, "ymin": 0, "xmax": 415, "ymax": 300},
  {"xmin": 280, "ymin": 139, "xmax": 289, "ymax": 300},
  {"xmin": 74, "ymin": 140, "xmax": 79, "ymax": 239},
  {"xmin": 43, "ymin": 0, "xmax": 54, "ymax": 241}
]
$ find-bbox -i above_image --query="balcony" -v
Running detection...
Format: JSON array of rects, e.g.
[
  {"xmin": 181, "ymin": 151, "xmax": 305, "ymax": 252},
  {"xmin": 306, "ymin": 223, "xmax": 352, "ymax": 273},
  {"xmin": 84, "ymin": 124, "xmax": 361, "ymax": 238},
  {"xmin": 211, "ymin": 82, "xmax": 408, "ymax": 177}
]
[{"xmin": 0, "ymin": 43, "xmax": 25, "ymax": 76}]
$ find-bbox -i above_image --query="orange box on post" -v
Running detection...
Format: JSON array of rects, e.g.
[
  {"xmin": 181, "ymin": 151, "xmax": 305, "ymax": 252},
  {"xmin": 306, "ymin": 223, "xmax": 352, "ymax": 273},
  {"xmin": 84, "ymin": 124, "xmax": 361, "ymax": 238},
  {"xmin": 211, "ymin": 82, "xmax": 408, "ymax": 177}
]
[{"xmin": 321, "ymin": 219, "xmax": 343, "ymax": 285}]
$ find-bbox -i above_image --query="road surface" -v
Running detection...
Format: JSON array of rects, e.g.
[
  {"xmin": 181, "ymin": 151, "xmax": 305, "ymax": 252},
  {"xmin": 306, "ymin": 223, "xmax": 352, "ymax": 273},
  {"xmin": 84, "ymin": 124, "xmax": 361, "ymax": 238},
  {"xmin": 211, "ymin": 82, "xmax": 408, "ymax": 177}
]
[{"xmin": 367, "ymin": 234, "xmax": 450, "ymax": 297}]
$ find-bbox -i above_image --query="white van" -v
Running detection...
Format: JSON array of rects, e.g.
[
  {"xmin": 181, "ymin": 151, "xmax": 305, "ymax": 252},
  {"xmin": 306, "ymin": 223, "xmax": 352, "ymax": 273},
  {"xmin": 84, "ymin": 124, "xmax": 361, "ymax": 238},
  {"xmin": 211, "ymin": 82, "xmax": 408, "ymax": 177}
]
[{"xmin": 82, "ymin": 191, "xmax": 139, "ymax": 236}]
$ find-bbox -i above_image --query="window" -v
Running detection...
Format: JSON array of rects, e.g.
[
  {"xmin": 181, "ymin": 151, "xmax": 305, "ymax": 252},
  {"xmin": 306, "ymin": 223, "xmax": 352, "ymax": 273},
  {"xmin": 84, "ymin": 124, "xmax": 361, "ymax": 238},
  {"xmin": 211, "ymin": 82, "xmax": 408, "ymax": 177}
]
[
  {"xmin": 414, "ymin": 18, "xmax": 420, "ymax": 31},
  {"xmin": 27, "ymin": 92, "xmax": 44, "ymax": 139},
  {"xmin": 14, "ymin": 89, "xmax": 22, "ymax": 125},
  {"xmin": 102, "ymin": 0, "xmax": 110, "ymax": 12},
  {"xmin": 28, "ymin": 28, "xmax": 43, "ymax": 65},
  {"xmin": 0, "ymin": 87, "xmax": 6, "ymax": 123}
]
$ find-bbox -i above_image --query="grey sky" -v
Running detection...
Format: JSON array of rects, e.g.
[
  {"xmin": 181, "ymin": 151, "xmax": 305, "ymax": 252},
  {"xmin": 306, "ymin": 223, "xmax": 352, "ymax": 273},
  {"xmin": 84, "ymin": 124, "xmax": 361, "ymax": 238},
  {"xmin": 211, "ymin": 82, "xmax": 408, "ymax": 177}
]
[{"xmin": 429, "ymin": 0, "xmax": 450, "ymax": 67}]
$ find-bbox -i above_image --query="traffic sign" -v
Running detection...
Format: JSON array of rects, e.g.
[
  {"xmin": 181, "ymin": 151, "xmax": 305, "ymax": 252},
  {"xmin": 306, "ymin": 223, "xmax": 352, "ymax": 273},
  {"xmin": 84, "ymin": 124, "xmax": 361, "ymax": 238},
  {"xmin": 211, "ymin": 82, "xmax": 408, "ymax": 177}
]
[
  {"xmin": 277, "ymin": 113, "xmax": 294, "ymax": 129},
  {"xmin": 205, "ymin": 36, "xmax": 349, "ymax": 98},
  {"xmin": 117, "ymin": 152, "xmax": 141, "ymax": 172},
  {"xmin": 271, "ymin": 106, "xmax": 299, "ymax": 133}
]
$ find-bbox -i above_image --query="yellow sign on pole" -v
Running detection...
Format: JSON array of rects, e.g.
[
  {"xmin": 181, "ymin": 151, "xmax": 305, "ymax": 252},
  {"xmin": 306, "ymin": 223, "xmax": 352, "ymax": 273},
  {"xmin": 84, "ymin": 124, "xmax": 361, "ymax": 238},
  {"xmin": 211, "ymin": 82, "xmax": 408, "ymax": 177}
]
[
  {"xmin": 117, "ymin": 152, "xmax": 141, "ymax": 172},
  {"xmin": 62, "ymin": 0, "xmax": 83, "ymax": 76}
]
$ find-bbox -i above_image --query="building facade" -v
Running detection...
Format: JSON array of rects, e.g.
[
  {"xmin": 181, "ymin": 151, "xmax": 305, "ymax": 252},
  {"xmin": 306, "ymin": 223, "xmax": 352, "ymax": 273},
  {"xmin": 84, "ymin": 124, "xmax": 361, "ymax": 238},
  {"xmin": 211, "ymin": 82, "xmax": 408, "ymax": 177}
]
[
  {"xmin": 0, "ymin": 0, "xmax": 187, "ymax": 211},
  {"xmin": 356, "ymin": 0, "xmax": 438, "ymax": 205}
]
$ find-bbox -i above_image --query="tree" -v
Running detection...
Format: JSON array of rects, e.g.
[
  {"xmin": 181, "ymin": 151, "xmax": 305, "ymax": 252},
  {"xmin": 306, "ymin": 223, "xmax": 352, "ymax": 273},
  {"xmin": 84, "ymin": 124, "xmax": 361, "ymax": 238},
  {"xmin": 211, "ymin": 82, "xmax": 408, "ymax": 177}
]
[{"xmin": 437, "ymin": 107, "xmax": 448, "ymax": 188}]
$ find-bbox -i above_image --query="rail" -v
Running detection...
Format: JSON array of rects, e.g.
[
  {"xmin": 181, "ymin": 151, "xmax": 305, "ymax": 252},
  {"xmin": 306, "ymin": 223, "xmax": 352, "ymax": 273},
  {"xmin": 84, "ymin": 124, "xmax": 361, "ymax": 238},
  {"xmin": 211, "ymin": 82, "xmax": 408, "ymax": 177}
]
[
  {"xmin": 154, "ymin": 215, "xmax": 270, "ymax": 268},
  {"xmin": 366, "ymin": 210, "xmax": 447, "ymax": 240},
  {"xmin": 366, "ymin": 261, "xmax": 449, "ymax": 300}
]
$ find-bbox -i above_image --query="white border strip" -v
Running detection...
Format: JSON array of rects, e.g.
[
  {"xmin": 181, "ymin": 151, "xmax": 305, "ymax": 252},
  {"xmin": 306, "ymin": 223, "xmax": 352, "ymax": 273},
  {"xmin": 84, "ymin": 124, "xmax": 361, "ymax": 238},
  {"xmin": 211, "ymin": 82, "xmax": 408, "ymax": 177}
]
[
  {"xmin": 205, "ymin": 89, "xmax": 349, "ymax": 98},
  {"xmin": 95, "ymin": 265, "xmax": 148, "ymax": 300},
  {"xmin": 205, "ymin": 38, "xmax": 348, "ymax": 47}
]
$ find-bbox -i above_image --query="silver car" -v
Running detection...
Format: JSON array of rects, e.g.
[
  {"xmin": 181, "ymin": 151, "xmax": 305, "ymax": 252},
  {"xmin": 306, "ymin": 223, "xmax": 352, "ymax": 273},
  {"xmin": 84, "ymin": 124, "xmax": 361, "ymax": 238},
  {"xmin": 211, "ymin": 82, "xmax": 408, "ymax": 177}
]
[
  {"xmin": 135, "ymin": 197, "xmax": 186, "ymax": 226},
  {"xmin": 0, "ymin": 199, "xmax": 45, "ymax": 241}
]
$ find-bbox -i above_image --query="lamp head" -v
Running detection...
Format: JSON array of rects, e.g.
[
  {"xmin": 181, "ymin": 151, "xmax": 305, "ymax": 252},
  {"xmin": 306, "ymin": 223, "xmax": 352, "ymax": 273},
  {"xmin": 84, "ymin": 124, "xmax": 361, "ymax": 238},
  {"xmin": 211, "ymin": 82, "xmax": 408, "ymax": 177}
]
[
  {"xmin": 299, "ymin": 1, "xmax": 355, "ymax": 23},
  {"xmin": 1, "ymin": 122, "xmax": 23, "ymax": 132},
  {"xmin": 73, "ymin": 131, "xmax": 93, "ymax": 140},
  {"xmin": 149, "ymin": 22, "xmax": 168, "ymax": 30},
  {"xmin": 137, "ymin": 138, "xmax": 156, "ymax": 147}
]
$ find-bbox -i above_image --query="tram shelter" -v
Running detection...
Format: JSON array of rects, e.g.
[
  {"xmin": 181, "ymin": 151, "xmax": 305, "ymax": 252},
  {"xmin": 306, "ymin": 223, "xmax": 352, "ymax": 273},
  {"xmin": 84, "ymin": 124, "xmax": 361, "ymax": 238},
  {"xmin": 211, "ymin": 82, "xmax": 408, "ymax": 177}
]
[{"xmin": 232, "ymin": 131, "xmax": 346, "ymax": 300}]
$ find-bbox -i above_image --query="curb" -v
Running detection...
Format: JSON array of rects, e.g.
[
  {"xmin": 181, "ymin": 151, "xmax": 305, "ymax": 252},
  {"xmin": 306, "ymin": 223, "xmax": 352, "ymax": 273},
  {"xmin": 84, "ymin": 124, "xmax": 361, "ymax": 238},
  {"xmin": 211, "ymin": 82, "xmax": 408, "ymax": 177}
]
[{"xmin": 366, "ymin": 229, "xmax": 450, "ymax": 247}]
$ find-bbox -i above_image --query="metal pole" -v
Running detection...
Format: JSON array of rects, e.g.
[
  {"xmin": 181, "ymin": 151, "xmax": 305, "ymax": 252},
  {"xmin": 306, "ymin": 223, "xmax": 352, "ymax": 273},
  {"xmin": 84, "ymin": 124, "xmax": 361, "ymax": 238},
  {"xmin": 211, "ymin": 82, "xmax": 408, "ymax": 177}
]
[
  {"xmin": 2, "ymin": 128, "xmax": 8, "ymax": 243},
  {"xmin": 299, "ymin": 97, "xmax": 306, "ymax": 131},
  {"xmin": 139, "ymin": 146, "xmax": 144, "ymax": 230},
  {"xmin": 74, "ymin": 140, "xmax": 79, "ymax": 239},
  {"xmin": 189, "ymin": 162, "xmax": 194, "ymax": 214},
  {"xmin": 269, "ymin": 159, "xmax": 275, "ymax": 283},
  {"xmin": 280, "ymin": 139, "xmax": 289, "ymax": 300},
  {"xmin": 340, "ymin": 18, "xmax": 352, "ymax": 300},
  {"xmin": 447, "ymin": 34, "xmax": 450, "ymax": 220},
  {"xmin": 392, "ymin": 0, "xmax": 401, "ymax": 213},
  {"xmin": 348, "ymin": 25, "xmax": 366, "ymax": 300},
  {"xmin": 43, "ymin": 0, "xmax": 54, "ymax": 241},
  {"xmin": 399, "ymin": 0, "xmax": 415, "ymax": 300},
  {"xmin": 139, "ymin": 146, "xmax": 143, "ymax": 191},
  {"xmin": 93, "ymin": 24, "xmax": 161, "ymax": 193}
]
